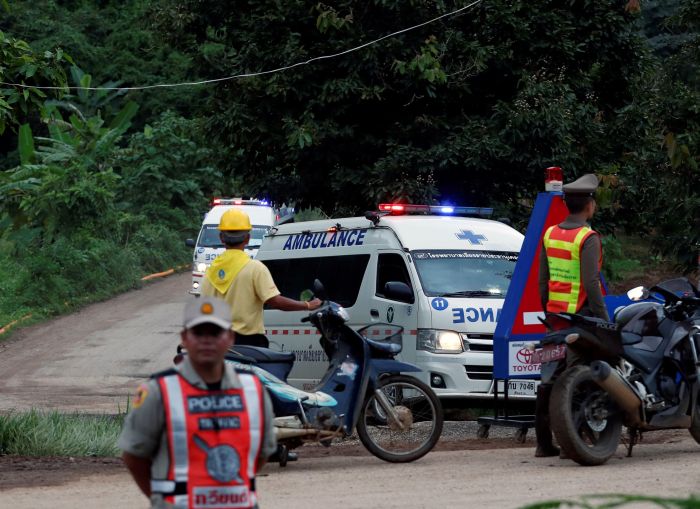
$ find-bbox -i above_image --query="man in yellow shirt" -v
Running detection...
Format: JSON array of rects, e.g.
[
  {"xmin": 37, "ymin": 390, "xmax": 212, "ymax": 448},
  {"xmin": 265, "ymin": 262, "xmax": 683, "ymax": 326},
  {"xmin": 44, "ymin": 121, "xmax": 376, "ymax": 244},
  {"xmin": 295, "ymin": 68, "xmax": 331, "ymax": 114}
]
[{"xmin": 201, "ymin": 209, "xmax": 322, "ymax": 347}]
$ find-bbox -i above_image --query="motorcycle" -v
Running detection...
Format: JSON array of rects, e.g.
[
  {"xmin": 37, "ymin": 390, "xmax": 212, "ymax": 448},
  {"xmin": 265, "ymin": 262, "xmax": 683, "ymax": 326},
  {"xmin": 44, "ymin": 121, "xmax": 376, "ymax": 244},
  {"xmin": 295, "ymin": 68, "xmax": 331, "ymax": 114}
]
[
  {"xmin": 533, "ymin": 277, "xmax": 700, "ymax": 466},
  {"xmin": 183, "ymin": 280, "xmax": 444, "ymax": 465}
]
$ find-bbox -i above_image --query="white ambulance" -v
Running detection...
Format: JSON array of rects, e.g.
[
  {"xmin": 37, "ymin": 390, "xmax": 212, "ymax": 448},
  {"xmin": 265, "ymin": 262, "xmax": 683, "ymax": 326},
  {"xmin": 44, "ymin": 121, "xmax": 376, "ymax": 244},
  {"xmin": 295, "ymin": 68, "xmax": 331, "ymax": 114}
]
[
  {"xmin": 255, "ymin": 203, "xmax": 527, "ymax": 402},
  {"xmin": 186, "ymin": 198, "xmax": 294, "ymax": 295}
]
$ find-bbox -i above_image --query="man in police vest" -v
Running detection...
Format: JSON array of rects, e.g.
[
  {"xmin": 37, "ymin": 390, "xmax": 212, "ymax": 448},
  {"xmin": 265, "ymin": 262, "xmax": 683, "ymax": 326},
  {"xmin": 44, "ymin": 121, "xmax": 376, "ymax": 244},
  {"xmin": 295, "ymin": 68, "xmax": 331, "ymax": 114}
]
[
  {"xmin": 534, "ymin": 173, "xmax": 610, "ymax": 458},
  {"xmin": 201, "ymin": 209, "xmax": 321, "ymax": 347},
  {"xmin": 119, "ymin": 296, "xmax": 277, "ymax": 508}
]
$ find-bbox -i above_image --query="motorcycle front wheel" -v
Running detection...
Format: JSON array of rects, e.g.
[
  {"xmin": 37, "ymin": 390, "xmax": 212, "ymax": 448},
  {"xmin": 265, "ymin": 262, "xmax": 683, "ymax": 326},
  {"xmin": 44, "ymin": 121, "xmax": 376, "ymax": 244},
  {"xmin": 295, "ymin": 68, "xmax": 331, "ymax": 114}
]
[
  {"xmin": 356, "ymin": 374, "xmax": 443, "ymax": 463},
  {"xmin": 550, "ymin": 365, "xmax": 623, "ymax": 466},
  {"xmin": 689, "ymin": 384, "xmax": 700, "ymax": 444}
]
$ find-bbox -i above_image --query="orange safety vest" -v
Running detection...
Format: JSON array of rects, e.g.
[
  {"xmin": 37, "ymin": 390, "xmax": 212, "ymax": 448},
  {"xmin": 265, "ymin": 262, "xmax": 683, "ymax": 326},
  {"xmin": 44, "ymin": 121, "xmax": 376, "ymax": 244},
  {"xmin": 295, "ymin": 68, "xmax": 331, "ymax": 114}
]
[
  {"xmin": 153, "ymin": 372, "xmax": 264, "ymax": 509},
  {"xmin": 543, "ymin": 225, "xmax": 602, "ymax": 314}
]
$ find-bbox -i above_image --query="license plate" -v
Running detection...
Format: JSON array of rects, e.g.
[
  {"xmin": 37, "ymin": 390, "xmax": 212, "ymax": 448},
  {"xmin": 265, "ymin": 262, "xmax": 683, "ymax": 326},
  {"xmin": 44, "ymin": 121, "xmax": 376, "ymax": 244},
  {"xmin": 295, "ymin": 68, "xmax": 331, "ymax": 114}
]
[
  {"xmin": 496, "ymin": 379, "xmax": 539, "ymax": 397},
  {"xmin": 530, "ymin": 344, "xmax": 567, "ymax": 364}
]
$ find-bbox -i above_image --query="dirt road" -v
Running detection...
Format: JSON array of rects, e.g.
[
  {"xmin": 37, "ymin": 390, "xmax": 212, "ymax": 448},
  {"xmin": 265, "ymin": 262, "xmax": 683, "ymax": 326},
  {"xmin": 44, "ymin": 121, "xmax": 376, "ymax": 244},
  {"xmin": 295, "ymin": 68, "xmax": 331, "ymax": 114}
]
[
  {"xmin": 0, "ymin": 273, "xmax": 698, "ymax": 507},
  {"xmin": 1, "ymin": 435, "xmax": 699, "ymax": 508},
  {"xmin": 0, "ymin": 273, "xmax": 191, "ymax": 413}
]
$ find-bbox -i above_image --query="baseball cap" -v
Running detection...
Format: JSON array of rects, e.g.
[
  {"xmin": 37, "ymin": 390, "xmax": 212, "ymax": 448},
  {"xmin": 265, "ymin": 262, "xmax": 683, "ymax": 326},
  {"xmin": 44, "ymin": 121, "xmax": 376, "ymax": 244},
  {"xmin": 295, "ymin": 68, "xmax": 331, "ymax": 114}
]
[{"xmin": 183, "ymin": 297, "xmax": 232, "ymax": 330}]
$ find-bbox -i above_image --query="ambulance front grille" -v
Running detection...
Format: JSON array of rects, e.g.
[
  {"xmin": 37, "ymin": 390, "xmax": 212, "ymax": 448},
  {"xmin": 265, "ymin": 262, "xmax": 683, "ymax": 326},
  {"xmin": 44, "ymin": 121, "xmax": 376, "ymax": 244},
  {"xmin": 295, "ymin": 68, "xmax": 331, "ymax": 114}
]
[
  {"xmin": 464, "ymin": 365, "xmax": 493, "ymax": 380},
  {"xmin": 462, "ymin": 333, "xmax": 493, "ymax": 352}
]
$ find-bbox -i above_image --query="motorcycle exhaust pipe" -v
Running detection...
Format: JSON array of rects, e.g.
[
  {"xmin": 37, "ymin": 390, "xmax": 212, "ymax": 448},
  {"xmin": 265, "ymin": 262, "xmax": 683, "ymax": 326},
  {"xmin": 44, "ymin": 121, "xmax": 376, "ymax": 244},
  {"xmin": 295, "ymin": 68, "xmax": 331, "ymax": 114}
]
[{"xmin": 589, "ymin": 360, "xmax": 642, "ymax": 426}]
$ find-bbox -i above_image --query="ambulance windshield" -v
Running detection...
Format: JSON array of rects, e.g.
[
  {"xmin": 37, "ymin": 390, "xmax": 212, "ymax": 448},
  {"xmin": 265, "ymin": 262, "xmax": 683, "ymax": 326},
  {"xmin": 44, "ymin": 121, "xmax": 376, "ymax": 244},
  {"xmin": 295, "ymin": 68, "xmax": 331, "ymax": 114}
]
[
  {"xmin": 198, "ymin": 225, "xmax": 270, "ymax": 248},
  {"xmin": 412, "ymin": 250, "xmax": 518, "ymax": 298}
]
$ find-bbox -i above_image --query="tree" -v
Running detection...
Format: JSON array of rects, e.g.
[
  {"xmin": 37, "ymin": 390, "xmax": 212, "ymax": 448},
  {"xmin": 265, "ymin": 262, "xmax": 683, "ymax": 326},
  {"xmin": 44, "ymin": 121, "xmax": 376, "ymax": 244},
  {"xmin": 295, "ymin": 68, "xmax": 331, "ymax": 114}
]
[{"xmin": 150, "ymin": 0, "xmax": 646, "ymax": 218}]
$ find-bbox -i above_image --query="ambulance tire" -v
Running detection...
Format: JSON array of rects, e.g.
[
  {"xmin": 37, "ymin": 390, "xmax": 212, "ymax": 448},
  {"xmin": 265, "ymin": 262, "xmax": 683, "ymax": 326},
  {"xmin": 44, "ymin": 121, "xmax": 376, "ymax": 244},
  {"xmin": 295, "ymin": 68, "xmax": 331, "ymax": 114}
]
[{"xmin": 356, "ymin": 375, "xmax": 443, "ymax": 463}]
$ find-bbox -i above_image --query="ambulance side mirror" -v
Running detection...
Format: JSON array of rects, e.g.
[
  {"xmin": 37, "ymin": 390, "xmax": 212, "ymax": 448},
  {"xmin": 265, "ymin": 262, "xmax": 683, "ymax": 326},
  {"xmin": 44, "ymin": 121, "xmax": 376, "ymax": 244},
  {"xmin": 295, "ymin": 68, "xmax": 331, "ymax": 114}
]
[
  {"xmin": 185, "ymin": 238, "xmax": 196, "ymax": 247},
  {"xmin": 384, "ymin": 282, "xmax": 414, "ymax": 304}
]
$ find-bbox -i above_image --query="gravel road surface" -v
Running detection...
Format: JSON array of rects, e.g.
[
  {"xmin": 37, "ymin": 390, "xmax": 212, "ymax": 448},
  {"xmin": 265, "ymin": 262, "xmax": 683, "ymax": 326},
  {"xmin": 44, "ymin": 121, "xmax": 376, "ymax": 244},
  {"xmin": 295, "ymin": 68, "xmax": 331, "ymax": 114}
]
[{"xmin": 1, "ymin": 272, "xmax": 698, "ymax": 508}]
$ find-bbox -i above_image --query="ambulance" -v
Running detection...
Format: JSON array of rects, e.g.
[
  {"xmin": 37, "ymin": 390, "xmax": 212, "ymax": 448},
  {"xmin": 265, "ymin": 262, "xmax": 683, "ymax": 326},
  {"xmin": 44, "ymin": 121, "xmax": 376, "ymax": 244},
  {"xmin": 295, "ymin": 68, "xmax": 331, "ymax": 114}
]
[
  {"xmin": 185, "ymin": 198, "xmax": 294, "ymax": 295},
  {"xmin": 255, "ymin": 203, "xmax": 527, "ymax": 402}
]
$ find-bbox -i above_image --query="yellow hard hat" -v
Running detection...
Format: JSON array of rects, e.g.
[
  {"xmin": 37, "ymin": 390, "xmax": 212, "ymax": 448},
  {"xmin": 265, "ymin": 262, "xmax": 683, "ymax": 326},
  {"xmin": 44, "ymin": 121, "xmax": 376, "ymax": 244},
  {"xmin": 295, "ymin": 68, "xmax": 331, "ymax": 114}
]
[{"xmin": 218, "ymin": 209, "xmax": 252, "ymax": 231}]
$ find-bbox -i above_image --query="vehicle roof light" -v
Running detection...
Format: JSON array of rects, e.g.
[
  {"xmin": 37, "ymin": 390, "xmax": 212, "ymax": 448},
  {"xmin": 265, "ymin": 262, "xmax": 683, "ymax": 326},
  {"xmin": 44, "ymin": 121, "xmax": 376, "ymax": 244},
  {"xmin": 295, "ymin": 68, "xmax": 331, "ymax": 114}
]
[
  {"xmin": 210, "ymin": 197, "xmax": 270, "ymax": 207},
  {"xmin": 377, "ymin": 203, "xmax": 493, "ymax": 217}
]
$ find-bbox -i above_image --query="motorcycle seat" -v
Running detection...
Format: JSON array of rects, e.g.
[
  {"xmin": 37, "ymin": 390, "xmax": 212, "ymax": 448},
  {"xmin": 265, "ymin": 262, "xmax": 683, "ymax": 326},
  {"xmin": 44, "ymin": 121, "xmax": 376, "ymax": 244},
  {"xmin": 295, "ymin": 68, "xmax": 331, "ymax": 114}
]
[
  {"xmin": 365, "ymin": 337, "xmax": 402, "ymax": 354},
  {"xmin": 229, "ymin": 346, "xmax": 296, "ymax": 364}
]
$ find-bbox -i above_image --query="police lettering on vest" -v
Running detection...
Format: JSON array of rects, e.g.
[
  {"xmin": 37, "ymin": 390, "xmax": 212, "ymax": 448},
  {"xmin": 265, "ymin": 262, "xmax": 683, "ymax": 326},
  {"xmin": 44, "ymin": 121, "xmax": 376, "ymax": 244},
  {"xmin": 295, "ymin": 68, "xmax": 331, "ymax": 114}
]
[
  {"xmin": 282, "ymin": 230, "xmax": 367, "ymax": 251},
  {"xmin": 188, "ymin": 394, "xmax": 245, "ymax": 413}
]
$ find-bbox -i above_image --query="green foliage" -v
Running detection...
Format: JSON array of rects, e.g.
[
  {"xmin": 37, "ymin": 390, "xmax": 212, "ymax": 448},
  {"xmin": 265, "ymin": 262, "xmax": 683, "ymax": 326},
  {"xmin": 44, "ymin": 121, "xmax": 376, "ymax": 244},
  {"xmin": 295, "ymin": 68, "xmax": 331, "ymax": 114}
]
[
  {"xmin": 1, "ymin": 97, "xmax": 137, "ymax": 242},
  {"xmin": 519, "ymin": 494, "xmax": 700, "ymax": 509},
  {"xmin": 148, "ymin": 0, "xmax": 645, "ymax": 218},
  {"xmin": 0, "ymin": 410, "xmax": 122, "ymax": 457},
  {"xmin": 0, "ymin": 29, "xmax": 70, "ymax": 134},
  {"xmin": 115, "ymin": 111, "xmax": 221, "ymax": 227}
]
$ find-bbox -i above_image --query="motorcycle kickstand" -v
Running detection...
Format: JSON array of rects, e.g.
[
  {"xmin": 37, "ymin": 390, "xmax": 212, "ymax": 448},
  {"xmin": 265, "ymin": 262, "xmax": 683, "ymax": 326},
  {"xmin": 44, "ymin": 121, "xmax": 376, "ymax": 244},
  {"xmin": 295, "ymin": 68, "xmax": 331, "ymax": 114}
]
[{"xmin": 626, "ymin": 428, "xmax": 642, "ymax": 457}]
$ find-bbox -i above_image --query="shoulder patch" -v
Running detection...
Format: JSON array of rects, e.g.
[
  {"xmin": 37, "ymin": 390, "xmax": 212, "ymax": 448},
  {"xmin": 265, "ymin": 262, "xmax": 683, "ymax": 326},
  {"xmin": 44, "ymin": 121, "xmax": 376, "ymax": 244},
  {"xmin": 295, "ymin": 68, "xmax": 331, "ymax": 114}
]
[{"xmin": 132, "ymin": 383, "xmax": 149, "ymax": 409}]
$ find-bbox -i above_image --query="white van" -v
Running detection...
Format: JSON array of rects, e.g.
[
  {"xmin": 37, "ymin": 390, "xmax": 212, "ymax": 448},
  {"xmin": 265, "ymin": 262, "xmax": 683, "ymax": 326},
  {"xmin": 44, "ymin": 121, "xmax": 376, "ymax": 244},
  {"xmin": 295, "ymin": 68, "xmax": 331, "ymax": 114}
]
[
  {"xmin": 255, "ymin": 203, "xmax": 526, "ymax": 402},
  {"xmin": 185, "ymin": 198, "xmax": 294, "ymax": 295}
]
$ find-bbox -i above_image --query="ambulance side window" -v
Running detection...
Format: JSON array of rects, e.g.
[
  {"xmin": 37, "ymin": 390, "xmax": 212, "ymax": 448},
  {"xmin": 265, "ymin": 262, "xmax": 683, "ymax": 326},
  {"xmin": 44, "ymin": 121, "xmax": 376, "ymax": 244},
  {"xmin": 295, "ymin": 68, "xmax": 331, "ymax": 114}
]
[
  {"xmin": 376, "ymin": 253, "xmax": 412, "ymax": 300},
  {"xmin": 263, "ymin": 255, "xmax": 370, "ymax": 308}
]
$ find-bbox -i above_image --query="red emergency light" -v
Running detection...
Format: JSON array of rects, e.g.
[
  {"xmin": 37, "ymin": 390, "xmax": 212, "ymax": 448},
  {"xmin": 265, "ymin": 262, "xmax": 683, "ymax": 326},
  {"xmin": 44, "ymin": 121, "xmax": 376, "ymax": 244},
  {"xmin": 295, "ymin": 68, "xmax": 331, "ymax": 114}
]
[
  {"xmin": 377, "ymin": 203, "xmax": 493, "ymax": 217},
  {"xmin": 210, "ymin": 197, "xmax": 268, "ymax": 207}
]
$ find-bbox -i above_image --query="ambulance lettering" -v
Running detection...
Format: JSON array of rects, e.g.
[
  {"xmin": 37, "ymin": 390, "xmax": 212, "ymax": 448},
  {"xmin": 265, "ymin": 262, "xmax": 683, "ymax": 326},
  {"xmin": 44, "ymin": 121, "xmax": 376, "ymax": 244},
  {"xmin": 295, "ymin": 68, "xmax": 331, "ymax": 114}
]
[
  {"xmin": 282, "ymin": 230, "xmax": 367, "ymax": 250},
  {"xmin": 452, "ymin": 307, "xmax": 502, "ymax": 324}
]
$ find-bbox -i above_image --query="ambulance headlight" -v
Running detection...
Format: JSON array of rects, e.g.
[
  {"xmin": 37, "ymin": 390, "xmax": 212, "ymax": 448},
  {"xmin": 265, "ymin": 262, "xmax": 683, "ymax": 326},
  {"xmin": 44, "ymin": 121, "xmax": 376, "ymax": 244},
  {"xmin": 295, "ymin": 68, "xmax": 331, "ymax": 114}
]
[
  {"xmin": 196, "ymin": 262, "xmax": 208, "ymax": 272},
  {"xmin": 417, "ymin": 330, "xmax": 463, "ymax": 354}
]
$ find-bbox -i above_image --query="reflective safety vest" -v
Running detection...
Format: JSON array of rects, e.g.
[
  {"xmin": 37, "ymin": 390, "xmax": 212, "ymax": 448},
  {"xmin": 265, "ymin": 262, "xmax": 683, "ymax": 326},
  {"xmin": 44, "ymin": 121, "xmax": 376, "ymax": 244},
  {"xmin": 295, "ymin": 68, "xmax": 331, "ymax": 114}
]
[
  {"xmin": 543, "ymin": 225, "xmax": 602, "ymax": 314},
  {"xmin": 152, "ymin": 372, "xmax": 264, "ymax": 509}
]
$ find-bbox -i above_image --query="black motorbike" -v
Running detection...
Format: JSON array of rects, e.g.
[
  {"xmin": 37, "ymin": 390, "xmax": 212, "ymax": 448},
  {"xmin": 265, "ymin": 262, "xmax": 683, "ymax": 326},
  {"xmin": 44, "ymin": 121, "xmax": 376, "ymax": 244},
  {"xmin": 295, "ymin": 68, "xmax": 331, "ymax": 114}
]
[{"xmin": 533, "ymin": 277, "xmax": 700, "ymax": 465}]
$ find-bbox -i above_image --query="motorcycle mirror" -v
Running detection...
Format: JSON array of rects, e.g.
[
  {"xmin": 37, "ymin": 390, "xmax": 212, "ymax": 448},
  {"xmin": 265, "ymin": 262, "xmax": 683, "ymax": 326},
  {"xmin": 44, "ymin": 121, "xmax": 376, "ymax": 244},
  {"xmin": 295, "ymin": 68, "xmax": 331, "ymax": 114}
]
[
  {"xmin": 627, "ymin": 286, "xmax": 649, "ymax": 301},
  {"xmin": 312, "ymin": 279, "xmax": 327, "ymax": 300},
  {"xmin": 299, "ymin": 289, "xmax": 315, "ymax": 302}
]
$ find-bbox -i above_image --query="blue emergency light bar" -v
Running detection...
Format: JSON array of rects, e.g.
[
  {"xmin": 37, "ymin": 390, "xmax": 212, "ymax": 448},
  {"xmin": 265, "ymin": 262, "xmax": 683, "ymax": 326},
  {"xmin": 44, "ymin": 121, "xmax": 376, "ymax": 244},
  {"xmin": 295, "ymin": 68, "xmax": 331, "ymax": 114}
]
[
  {"xmin": 378, "ymin": 203, "xmax": 493, "ymax": 217},
  {"xmin": 211, "ymin": 197, "xmax": 269, "ymax": 206}
]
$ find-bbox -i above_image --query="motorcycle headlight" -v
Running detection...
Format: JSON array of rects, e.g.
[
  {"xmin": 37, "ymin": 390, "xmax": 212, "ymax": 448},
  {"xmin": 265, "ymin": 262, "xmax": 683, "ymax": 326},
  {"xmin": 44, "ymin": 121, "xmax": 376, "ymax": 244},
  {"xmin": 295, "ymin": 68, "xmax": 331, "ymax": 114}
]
[
  {"xmin": 337, "ymin": 306, "xmax": 350, "ymax": 322},
  {"xmin": 417, "ymin": 329, "xmax": 463, "ymax": 354},
  {"xmin": 196, "ymin": 262, "xmax": 208, "ymax": 272}
]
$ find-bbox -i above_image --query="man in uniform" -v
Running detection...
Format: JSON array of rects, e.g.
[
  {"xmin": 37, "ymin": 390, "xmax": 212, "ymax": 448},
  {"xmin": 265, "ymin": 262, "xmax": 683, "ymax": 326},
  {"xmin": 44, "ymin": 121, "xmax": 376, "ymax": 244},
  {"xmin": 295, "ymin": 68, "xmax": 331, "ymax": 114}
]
[
  {"xmin": 201, "ymin": 209, "xmax": 321, "ymax": 347},
  {"xmin": 535, "ymin": 173, "xmax": 609, "ymax": 458},
  {"xmin": 119, "ymin": 296, "xmax": 277, "ymax": 508}
]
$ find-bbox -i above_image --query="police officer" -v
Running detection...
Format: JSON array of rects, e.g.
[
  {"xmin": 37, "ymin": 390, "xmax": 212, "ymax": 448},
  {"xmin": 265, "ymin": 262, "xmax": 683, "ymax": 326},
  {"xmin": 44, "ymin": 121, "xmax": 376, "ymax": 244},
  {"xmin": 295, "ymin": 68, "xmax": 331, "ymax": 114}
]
[
  {"xmin": 119, "ymin": 296, "xmax": 277, "ymax": 508},
  {"xmin": 535, "ymin": 173, "xmax": 609, "ymax": 458},
  {"xmin": 200, "ymin": 209, "xmax": 321, "ymax": 347}
]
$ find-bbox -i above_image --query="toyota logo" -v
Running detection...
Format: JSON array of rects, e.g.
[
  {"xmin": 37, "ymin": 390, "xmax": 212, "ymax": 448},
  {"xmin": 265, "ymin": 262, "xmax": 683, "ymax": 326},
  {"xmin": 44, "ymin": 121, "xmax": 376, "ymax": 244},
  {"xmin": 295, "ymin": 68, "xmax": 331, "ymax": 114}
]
[{"xmin": 516, "ymin": 348, "xmax": 533, "ymax": 364}]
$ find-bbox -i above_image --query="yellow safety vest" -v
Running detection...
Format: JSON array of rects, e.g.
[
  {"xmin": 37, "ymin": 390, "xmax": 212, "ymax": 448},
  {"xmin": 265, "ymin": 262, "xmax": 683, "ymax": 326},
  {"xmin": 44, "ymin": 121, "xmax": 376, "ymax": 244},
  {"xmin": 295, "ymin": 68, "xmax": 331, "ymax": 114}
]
[{"xmin": 543, "ymin": 225, "xmax": 602, "ymax": 313}]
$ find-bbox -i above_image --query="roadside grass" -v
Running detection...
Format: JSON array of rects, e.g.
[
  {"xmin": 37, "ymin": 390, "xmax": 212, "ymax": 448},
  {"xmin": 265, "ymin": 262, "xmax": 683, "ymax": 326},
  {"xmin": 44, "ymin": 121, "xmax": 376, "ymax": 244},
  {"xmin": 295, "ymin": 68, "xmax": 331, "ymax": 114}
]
[
  {"xmin": 520, "ymin": 494, "xmax": 700, "ymax": 508},
  {"xmin": 0, "ymin": 227, "xmax": 192, "ymax": 340},
  {"xmin": 0, "ymin": 410, "xmax": 123, "ymax": 457},
  {"xmin": 602, "ymin": 234, "xmax": 694, "ymax": 295}
]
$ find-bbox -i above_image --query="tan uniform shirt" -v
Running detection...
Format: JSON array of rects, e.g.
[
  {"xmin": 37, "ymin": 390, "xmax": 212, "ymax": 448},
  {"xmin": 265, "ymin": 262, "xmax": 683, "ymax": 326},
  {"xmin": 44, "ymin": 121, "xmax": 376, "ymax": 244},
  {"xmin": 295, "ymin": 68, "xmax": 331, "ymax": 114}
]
[
  {"xmin": 538, "ymin": 217, "xmax": 609, "ymax": 321},
  {"xmin": 202, "ymin": 256, "xmax": 281, "ymax": 335},
  {"xmin": 118, "ymin": 357, "xmax": 277, "ymax": 509}
]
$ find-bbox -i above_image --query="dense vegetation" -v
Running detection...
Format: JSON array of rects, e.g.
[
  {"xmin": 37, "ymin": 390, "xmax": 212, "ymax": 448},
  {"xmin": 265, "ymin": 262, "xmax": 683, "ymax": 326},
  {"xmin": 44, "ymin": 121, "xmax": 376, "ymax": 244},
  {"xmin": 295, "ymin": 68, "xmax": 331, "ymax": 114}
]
[{"xmin": 0, "ymin": 0, "xmax": 698, "ymax": 326}]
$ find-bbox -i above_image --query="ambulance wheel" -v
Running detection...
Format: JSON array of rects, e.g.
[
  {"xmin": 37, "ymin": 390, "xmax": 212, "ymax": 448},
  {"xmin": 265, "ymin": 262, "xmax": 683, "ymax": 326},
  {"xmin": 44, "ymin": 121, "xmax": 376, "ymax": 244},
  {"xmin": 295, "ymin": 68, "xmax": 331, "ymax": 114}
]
[
  {"xmin": 477, "ymin": 424, "xmax": 490, "ymax": 439},
  {"xmin": 357, "ymin": 375, "xmax": 443, "ymax": 463},
  {"xmin": 514, "ymin": 428, "xmax": 527, "ymax": 444}
]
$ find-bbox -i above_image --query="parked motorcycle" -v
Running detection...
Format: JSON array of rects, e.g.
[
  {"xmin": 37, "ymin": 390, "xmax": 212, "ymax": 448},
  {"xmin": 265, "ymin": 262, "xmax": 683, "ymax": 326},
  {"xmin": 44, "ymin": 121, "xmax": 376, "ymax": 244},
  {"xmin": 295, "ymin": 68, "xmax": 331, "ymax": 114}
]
[
  {"xmin": 183, "ymin": 280, "xmax": 444, "ymax": 465},
  {"xmin": 533, "ymin": 277, "xmax": 700, "ymax": 466}
]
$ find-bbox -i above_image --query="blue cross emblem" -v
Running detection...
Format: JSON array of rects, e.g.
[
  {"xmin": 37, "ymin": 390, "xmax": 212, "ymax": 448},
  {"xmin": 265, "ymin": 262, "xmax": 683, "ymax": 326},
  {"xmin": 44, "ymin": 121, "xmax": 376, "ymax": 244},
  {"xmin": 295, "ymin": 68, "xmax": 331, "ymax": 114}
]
[{"xmin": 456, "ymin": 229, "xmax": 487, "ymax": 245}]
